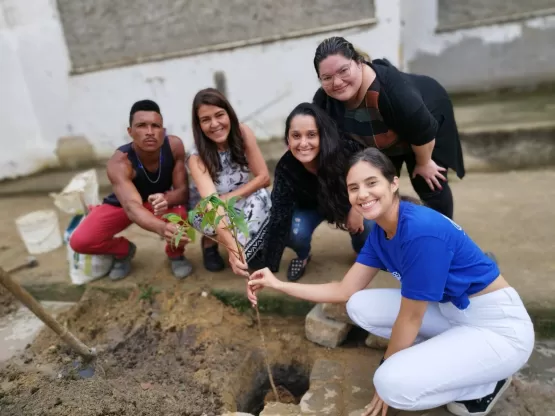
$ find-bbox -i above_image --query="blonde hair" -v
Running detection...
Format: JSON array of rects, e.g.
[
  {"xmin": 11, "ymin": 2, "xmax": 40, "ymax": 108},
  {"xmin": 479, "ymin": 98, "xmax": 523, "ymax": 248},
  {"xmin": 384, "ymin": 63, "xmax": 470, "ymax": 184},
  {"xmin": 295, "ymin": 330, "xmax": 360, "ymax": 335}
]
[{"xmin": 354, "ymin": 47, "xmax": 371, "ymax": 61}]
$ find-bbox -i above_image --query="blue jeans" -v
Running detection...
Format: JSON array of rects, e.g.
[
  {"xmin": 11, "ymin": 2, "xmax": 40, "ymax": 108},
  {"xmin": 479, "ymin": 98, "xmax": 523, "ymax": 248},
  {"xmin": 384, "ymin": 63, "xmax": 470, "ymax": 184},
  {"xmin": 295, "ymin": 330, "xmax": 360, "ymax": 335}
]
[{"xmin": 286, "ymin": 209, "xmax": 375, "ymax": 260}]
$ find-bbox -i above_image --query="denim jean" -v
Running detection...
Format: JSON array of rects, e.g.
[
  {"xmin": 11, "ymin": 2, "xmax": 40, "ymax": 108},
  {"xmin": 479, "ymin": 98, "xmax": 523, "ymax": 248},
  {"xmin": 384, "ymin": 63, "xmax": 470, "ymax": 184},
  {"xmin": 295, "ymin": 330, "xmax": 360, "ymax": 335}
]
[{"xmin": 286, "ymin": 208, "xmax": 375, "ymax": 260}]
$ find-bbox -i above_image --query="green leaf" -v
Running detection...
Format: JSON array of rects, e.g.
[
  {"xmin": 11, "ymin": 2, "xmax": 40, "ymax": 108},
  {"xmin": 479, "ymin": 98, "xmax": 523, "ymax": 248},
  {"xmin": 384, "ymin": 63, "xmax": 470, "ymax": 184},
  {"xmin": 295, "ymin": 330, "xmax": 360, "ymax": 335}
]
[
  {"xmin": 209, "ymin": 194, "xmax": 225, "ymax": 208},
  {"xmin": 174, "ymin": 228, "xmax": 184, "ymax": 248},
  {"xmin": 232, "ymin": 215, "xmax": 249, "ymax": 237},
  {"xmin": 227, "ymin": 206, "xmax": 245, "ymax": 224},
  {"xmin": 198, "ymin": 198, "xmax": 209, "ymax": 211},
  {"xmin": 164, "ymin": 213, "xmax": 184, "ymax": 224},
  {"xmin": 214, "ymin": 215, "xmax": 225, "ymax": 227},
  {"xmin": 201, "ymin": 210, "xmax": 216, "ymax": 230},
  {"xmin": 227, "ymin": 196, "xmax": 241, "ymax": 211},
  {"xmin": 186, "ymin": 226, "xmax": 196, "ymax": 243},
  {"xmin": 187, "ymin": 209, "xmax": 197, "ymax": 227}
]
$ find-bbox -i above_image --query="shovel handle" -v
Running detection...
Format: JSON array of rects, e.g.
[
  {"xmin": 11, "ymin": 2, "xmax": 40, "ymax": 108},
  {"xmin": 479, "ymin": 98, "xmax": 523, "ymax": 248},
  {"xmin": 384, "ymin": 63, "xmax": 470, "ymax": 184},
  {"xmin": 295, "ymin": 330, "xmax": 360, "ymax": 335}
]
[{"xmin": 0, "ymin": 267, "xmax": 96, "ymax": 359}]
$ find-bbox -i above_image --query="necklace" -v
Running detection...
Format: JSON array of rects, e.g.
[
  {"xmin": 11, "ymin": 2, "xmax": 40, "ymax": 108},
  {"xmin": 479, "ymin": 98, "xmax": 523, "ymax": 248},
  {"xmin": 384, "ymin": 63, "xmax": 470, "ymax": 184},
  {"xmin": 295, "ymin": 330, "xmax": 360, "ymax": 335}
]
[{"xmin": 136, "ymin": 151, "xmax": 163, "ymax": 184}]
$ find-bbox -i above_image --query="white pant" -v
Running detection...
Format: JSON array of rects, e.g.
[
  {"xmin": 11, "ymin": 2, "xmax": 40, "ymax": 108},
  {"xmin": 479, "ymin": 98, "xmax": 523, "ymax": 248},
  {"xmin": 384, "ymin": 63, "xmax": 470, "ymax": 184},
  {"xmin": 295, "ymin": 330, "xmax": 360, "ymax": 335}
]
[{"xmin": 346, "ymin": 287, "xmax": 535, "ymax": 411}]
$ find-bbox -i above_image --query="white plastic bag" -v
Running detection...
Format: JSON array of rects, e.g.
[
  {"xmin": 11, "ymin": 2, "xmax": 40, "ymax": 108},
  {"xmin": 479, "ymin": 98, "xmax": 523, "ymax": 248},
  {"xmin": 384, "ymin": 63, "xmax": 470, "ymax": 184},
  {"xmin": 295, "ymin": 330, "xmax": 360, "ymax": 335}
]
[
  {"xmin": 64, "ymin": 214, "xmax": 113, "ymax": 285},
  {"xmin": 50, "ymin": 169, "xmax": 100, "ymax": 215},
  {"xmin": 67, "ymin": 245, "xmax": 113, "ymax": 285}
]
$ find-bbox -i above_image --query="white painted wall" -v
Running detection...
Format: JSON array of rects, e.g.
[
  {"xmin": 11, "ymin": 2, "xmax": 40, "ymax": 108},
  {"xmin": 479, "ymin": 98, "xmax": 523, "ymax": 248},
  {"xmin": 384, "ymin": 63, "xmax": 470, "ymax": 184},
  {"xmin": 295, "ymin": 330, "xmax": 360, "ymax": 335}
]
[
  {"xmin": 0, "ymin": 0, "xmax": 71, "ymax": 179},
  {"xmin": 0, "ymin": 0, "xmax": 401, "ymax": 180}
]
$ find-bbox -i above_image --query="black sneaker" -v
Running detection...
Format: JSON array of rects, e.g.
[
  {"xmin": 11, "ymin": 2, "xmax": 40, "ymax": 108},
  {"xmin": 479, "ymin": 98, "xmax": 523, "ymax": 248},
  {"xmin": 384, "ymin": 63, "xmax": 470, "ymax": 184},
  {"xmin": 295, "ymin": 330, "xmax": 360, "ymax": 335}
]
[
  {"xmin": 202, "ymin": 244, "xmax": 225, "ymax": 272},
  {"xmin": 446, "ymin": 377, "xmax": 512, "ymax": 416}
]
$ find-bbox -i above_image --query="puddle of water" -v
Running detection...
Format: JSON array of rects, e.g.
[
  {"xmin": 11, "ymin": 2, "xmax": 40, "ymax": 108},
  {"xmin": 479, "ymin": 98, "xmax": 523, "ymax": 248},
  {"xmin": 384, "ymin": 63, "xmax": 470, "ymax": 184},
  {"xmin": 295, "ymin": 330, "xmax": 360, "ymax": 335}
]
[
  {"xmin": 0, "ymin": 301, "xmax": 75, "ymax": 362},
  {"xmin": 57, "ymin": 359, "xmax": 96, "ymax": 380}
]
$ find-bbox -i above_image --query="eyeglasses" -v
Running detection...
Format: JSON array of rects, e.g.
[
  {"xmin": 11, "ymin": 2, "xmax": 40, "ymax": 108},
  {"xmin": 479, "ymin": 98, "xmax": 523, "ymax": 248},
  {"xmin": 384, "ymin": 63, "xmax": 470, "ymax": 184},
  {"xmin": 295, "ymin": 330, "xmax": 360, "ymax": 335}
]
[{"xmin": 319, "ymin": 61, "xmax": 352, "ymax": 86}]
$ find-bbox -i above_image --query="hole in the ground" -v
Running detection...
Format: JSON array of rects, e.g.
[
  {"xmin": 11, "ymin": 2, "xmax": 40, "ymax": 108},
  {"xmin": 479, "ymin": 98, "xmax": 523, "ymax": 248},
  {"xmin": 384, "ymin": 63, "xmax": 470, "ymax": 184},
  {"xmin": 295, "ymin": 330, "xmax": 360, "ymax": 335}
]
[
  {"xmin": 238, "ymin": 362, "xmax": 310, "ymax": 415},
  {"xmin": 344, "ymin": 325, "xmax": 370, "ymax": 347}
]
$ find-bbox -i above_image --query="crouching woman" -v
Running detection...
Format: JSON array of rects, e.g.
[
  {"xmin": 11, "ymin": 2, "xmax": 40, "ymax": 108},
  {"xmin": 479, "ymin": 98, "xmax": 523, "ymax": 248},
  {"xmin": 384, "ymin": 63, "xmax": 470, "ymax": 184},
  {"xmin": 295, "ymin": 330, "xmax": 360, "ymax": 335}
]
[{"xmin": 247, "ymin": 147, "xmax": 534, "ymax": 416}]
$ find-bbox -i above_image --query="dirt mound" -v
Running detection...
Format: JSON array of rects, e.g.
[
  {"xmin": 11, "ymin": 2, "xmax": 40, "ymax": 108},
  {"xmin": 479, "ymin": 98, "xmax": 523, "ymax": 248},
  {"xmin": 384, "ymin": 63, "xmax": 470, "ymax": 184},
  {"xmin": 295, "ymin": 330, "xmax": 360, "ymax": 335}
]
[{"xmin": 0, "ymin": 286, "xmax": 314, "ymax": 416}]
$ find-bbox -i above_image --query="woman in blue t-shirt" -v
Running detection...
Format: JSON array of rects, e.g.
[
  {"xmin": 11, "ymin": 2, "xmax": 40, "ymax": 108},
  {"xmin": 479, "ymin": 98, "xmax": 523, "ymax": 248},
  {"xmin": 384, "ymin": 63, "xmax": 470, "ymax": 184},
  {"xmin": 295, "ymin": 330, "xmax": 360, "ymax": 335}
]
[{"xmin": 247, "ymin": 147, "xmax": 534, "ymax": 416}]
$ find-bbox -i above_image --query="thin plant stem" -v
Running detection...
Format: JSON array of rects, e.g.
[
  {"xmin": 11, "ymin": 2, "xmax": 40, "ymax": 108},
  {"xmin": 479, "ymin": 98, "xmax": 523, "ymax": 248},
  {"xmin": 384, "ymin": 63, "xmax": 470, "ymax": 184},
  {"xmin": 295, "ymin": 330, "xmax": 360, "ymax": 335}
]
[{"xmin": 233, "ymin": 249, "xmax": 279, "ymax": 403}]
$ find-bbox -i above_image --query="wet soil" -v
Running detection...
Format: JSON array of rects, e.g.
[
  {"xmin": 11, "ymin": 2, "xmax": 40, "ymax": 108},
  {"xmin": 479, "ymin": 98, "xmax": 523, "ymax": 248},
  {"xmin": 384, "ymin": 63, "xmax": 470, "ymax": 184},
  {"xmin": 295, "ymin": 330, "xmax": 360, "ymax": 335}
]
[{"xmin": 0, "ymin": 286, "xmax": 367, "ymax": 416}]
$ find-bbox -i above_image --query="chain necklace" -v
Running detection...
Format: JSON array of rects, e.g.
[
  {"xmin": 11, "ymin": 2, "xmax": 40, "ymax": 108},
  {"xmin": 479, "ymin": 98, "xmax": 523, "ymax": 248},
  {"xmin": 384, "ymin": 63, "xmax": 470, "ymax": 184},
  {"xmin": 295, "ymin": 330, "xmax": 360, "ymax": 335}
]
[{"xmin": 136, "ymin": 150, "xmax": 163, "ymax": 184}]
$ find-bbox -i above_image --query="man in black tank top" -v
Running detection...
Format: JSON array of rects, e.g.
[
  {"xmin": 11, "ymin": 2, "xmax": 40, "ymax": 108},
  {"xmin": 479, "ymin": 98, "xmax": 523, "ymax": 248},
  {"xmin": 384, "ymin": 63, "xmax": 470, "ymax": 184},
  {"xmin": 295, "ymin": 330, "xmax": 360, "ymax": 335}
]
[{"xmin": 69, "ymin": 100, "xmax": 193, "ymax": 280}]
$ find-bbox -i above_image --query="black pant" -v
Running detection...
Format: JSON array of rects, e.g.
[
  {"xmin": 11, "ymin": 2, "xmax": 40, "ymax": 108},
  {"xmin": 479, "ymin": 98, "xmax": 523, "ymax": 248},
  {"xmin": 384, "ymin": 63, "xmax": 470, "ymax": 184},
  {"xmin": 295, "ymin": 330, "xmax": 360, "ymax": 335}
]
[{"xmin": 389, "ymin": 152, "xmax": 454, "ymax": 219}]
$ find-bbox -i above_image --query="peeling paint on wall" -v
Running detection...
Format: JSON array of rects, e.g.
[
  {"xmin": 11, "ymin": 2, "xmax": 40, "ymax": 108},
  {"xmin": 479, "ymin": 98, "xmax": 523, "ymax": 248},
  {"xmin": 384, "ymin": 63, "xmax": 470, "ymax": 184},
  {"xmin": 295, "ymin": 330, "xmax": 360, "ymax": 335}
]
[
  {"xmin": 402, "ymin": 0, "xmax": 555, "ymax": 92},
  {"xmin": 437, "ymin": 0, "xmax": 555, "ymax": 30}
]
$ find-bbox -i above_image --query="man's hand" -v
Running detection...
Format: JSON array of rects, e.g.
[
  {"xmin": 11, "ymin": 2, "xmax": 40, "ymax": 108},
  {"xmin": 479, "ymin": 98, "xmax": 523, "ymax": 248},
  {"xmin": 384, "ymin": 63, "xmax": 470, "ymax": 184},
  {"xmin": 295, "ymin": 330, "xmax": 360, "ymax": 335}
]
[
  {"xmin": 161, "ymin": 222, "xmax": 190, "ymax": 247},
  {"xmin": 148, "ymin": 193, "xmax": 168, "ymax": 216}
]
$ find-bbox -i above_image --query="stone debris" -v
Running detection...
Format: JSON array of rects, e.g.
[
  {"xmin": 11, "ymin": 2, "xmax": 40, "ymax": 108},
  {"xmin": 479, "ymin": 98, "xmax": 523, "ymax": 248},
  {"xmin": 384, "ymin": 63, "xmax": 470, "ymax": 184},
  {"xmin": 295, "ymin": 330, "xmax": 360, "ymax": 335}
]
[
  {"xmin": 321, "ymin": 302, "xmax": 354, "ymax": 325},
  {"xmin": 305, "ymin": 304, "xmax": 351, "ymax": 348},
  {"xmin": 299, "ymin": 382, "xmax": 342, "ymax": 415},
  {"xmin": 308, "ymin": 303, "xmax": 389, "ymax": 351},
  {"xmin": 220, "ymin": 413, "xmax": 256, "ymax": 416},
  {"xmin": 309, "ymin": 359, "xmax": 344, "ymax": 387},
  {"xmin": 259, "ymin": 402, "xmax": 301, "ymax": 415},
  {"xmin": 364, "ymin": 334, "xmax": 389, "ymax": 350}
]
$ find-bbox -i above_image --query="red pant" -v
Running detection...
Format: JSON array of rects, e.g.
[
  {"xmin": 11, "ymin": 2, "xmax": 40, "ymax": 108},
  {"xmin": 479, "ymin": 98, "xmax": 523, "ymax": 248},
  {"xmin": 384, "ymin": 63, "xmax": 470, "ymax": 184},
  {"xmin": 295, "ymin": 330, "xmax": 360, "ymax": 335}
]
[{"xmin": 69, "ymin": 202, "xmax": 187, "ymax": 259}]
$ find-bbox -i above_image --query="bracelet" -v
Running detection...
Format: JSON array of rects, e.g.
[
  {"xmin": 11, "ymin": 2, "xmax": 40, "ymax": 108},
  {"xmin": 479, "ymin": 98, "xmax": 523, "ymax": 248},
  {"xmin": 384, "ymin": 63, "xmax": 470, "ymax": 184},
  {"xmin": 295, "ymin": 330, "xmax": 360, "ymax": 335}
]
[{"xmin": 379, "ymin": 356, "xmax": 385, "ymax": 366}]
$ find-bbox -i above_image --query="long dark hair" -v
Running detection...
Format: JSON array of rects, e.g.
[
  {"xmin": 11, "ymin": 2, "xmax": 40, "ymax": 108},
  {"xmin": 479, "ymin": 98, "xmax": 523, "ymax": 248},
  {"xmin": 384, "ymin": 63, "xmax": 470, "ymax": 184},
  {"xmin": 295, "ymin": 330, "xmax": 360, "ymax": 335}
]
[
  {"xmin": 285, "ymin": 103, "xmax": 362, "ymax": 228},
  {"xmin": 191, "ymin": 88, "xmax": 248, "ymax": 182},
  {"xmin": 347, "ymin": 148, "xmax": 425, "ymax": 205},
  {"xmin": 313, "ymin": 36, "xmax": 366, "ymax": 77}
]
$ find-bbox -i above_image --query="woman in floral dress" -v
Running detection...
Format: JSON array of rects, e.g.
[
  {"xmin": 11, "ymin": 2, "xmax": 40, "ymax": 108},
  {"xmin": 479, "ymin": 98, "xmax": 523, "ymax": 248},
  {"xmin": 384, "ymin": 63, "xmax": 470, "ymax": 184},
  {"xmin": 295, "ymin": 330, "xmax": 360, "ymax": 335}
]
[{"xmin": 187, "ymin": 88, "xmax": 271, "ymax": 275}]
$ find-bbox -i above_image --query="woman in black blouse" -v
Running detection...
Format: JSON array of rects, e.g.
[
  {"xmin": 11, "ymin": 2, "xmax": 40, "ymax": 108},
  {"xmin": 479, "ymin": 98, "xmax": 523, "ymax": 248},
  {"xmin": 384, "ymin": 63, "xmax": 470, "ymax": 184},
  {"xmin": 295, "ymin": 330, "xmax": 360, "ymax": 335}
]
[
  {"xmin": 260, "ymin": 102, "xmax": 373, "ymax": 281},
  {"xmin": 312, "ymin": 36, "xmax": 464, "ymax": 219}
]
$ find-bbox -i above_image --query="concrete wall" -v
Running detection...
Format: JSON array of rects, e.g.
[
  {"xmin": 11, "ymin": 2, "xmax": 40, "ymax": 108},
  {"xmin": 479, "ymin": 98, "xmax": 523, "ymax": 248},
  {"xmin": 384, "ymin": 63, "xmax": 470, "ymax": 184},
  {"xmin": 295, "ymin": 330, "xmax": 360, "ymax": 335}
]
[
  {"xmin": 57, "ymin": 0, "xmax": 375, "ymax": 74},
  {"xmin": 0, "ymin": 0, "xmax": 72, "ymax": 179},
  {"xmin": 437, "ymin": 0, "xmax": 555, "ymax": 30},
  {"xmin": 0, "ymin": 0, "xmax": 400, "ymax": 180},
  {"xmin": 402, "ymin": 0, "xmax": 555, "ymax": 93}
]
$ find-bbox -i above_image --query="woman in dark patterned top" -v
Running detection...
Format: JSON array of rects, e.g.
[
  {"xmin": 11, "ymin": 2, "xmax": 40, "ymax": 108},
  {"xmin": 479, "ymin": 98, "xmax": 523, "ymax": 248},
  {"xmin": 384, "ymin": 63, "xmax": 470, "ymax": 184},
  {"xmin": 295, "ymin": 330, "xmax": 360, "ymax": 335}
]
[
  {"xmin": 260, "ymin": 102, "xmax": 374, "ymax": 281},
  {"xmin": 312, "ymin": 36, "xmax": 465, "ymax": 220}
]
